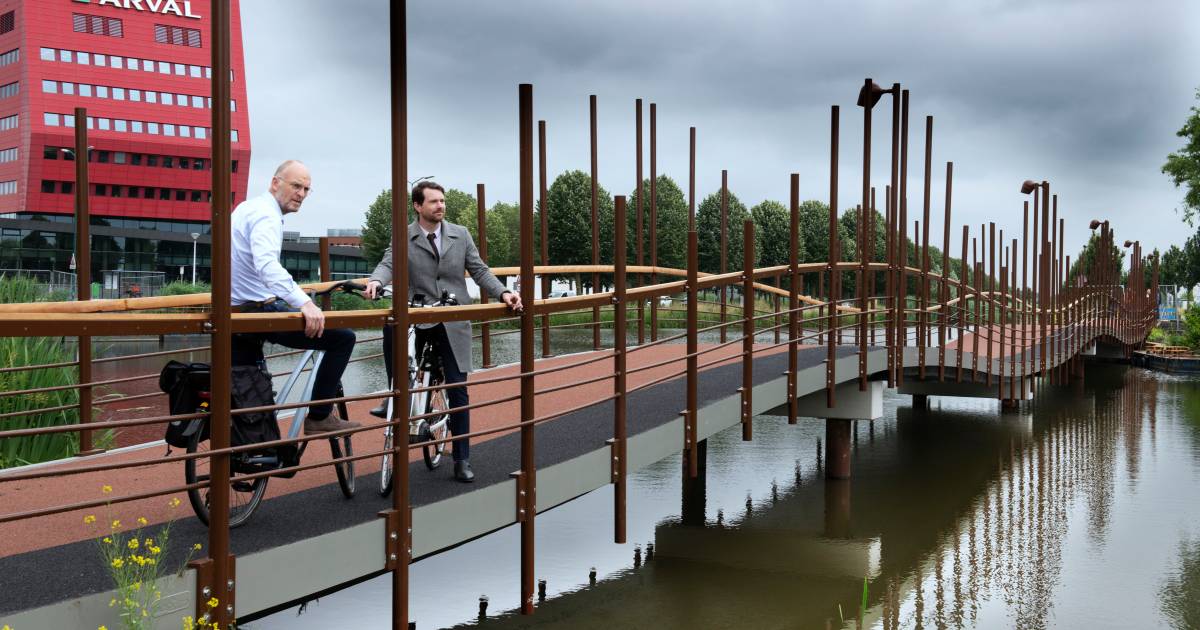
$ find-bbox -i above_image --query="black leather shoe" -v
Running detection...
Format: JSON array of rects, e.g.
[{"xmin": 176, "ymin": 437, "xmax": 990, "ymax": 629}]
[
  {"xmin": 454, "ymin": 460, "xmax": 475, "ymax": 483},
  {"xmin": 370, "ymin": 403, "xmax": 388, "ymax": 419}
]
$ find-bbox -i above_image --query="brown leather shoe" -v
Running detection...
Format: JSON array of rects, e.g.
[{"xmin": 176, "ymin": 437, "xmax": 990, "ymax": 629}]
[{"xmin": 304, "ymin": 415, "xmax": 362, "ymax": 434}]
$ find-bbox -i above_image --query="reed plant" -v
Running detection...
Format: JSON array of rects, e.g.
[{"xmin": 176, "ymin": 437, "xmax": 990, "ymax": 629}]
[{"xmin": 0, "ymin": 276, "xmax": 111, "ymax": 468}]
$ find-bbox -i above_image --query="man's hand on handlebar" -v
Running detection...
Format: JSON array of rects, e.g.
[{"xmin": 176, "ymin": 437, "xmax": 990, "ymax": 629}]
[
  {"xmin": 502, "ymin": 290, "xmax": 523, "ymax": 313},
  {"xmin": 364, "ymin": 279, "xmax": 383, "ymax": 300}
]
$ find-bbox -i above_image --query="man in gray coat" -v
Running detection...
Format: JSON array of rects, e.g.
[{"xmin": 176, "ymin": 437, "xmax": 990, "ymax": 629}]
[{"xmin": 364, "ymin": 181, "xmax": 522, "ymax": 482}]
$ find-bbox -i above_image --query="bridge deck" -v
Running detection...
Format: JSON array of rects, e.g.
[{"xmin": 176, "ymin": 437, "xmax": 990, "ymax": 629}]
[{"xmin": 0, "ymin": 340, "xmax": 861, "ymax": 617}]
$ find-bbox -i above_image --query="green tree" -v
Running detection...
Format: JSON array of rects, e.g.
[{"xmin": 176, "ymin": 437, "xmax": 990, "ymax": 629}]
[
  {"xmin": 796, "ymin": 200, "xmax": 856, "ymax": 295},
  {"xmin": 696, "ymin": 190, "xmax": 753, "ymax": 273},
  {"xmin": 444, "ymin": 188, "xmax": 479, "ymax": 241},
  {"xmin": 546, "ymin": 171, "xmax": 613, "ymax": 288},
  {"xmin": 360, "ymin": 188, "xmax": 395, "ymax": 269},
  {"xmin": 630, "ymin": 176, "xmax": 689, "ymax": 271},
  {"xmin": 1068, "ymin": 232, "xmax": 1125, "ymax": 285},
  {"xmin": 483, "ymin": 201, "xmax": 521, "ymax": 269},
  {"xmin": 1164, "ymin": 88, "xmax": 1200, "ymax": 225},
  {"xmin": 750, "ymin": 200, "xmax": 798, "ymax": 269}
]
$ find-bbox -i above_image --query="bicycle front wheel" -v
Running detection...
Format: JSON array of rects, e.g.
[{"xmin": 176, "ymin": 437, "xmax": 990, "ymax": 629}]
[
  {"xmin": 423, "ymin": 384, "xmax": 450, "ymax": 470},
  {"xmin": 330, "ymin": 400, "xmax": 356, "ymax": 498},
  {"xmin": 184, "ymin": 426, "xmax": 268, "ymax": 528}
]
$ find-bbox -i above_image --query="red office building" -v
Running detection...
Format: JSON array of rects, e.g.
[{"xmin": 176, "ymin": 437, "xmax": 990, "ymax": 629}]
[{"xmin": 0, "ymin": 0, "xmax": 260, "ymax": 290}]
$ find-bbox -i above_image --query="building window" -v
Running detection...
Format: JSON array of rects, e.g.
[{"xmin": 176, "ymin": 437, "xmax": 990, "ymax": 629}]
[
  {"xmin": 231, "ymin": 130, "xmax": 239, "ymax": 142},
  {"xmin": 155, "ymin": 24, "xmax": 201, "ymax": 48},
  {"xmin": 0, "ymin": 82, "xmax": 16, "ymax": 98},
  {"xmin": 61, "ymin": 82, "xmax": 75, "ymax": 95},
  {"xmin": 195, "ymin": 127, "xmax": 207, "ymax": 140},
  {"xmin": 0, "ymin": 11, "xmax": 14, "ymax": 35},
  {"xmin": 0, "ymin": 181, "xmax": 16, "ymax": 195},
  {"xmin": 147, "ymin": 155, "xmax": 158, "ymax": 167},
  {"xmin": 162, "ymin": 156, "xmax": 173, "ymax": 168},
  {"xmin": 0, "ymin": 147, "xmax": 16, "ymax": 163},
  {"xmin": 114, "ymin": 119, "xmax": 127, "ymax": 132},
  {"xmin": 62, "ymin": 181, "xmax": 73, "ymax": 195},
  {"xmin": 131, "ymin": 120, "xmax": 143, "ymax": 133},
  {"xmin": 42, "ymin": 181, "xmax": 57, "ymax": 194},
  {"xmin": 175, "ymin": 190, "xmax": 186, "ymax": 202},
  {"xmin": 95, "ymin": 184, "xmax": 106, "ymax": 196},
  {"xmin": 158, "ymin": 188, "xmax": 170, "ymax": 201},
  {"xmin": 44, "ymin": 113, "xmax": 62, "ymax": 127},
  {"xmin": 0, "ymin": 114, "xmax": 17, "ymax": 130},
  {"xmin": 74, "ymin": 13, "xmax": 123, "ymax": 38},
  {"xmin": 42, "ymin": 80, "xmax": 57, "ymax": 94},
  {"xmin": 0, "ymin": 48, "xmax": 16, "ymax": 66}
]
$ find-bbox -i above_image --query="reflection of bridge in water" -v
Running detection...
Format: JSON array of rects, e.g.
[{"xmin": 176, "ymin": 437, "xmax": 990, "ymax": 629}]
[{"xmin": 0, "ymin": 2, "xmax": 1161, "ymax": 628}]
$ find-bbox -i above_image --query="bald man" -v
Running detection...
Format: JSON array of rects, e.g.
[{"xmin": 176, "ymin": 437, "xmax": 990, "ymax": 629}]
[{"xmin": 230, "ymin": 160, "xmax": 359, "ymax": 434}]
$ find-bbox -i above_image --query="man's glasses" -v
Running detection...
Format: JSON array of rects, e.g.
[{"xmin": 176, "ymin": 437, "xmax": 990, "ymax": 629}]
[{"xmin": 275, "ymin": 177, "xmax": 312, "ymax": 195}]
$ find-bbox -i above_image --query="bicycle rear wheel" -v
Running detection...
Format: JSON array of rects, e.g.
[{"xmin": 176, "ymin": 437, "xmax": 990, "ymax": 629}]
[
  {"xmin": 329, "ymin": 400, "xmax": 356, "ymax": 498},
  {"xmin": 422, "ymin": 383, "xmax": 450, "ymax": 470},
  {"xmin": 184, "ymin": 426, "xmax": 269, "ymax": 528}
]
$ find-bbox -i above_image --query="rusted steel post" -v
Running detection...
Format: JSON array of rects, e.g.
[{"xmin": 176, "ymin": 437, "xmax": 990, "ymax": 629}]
[
  {"xmin": 826, "ymin": 419, "xmax": 852, "ymax": 480},
  {"xmin": 885, "ymin": 186, "xmax": 894, "ymax": 379},
  {"xmin": 590, "ymin": 95, "xmax": 601, "ymax": 351},
  {"xmin": 939, "ymin": 162, "xmax": 953, "ymax": 381},
  {"xmin": 774, "ymin": 290, "xmax": 781, "ymax": 345},
  {"xmin": 999, "ymin": 262, "xmax": 1007, "ymax": 399},
  {"xmin": 478, "ymin": 184, "xmax": 493, "ymax": 369},
  {"xmin": 518, "ymin": 83, "xmax": 538, "ymax": 616},
  {"xmin": 613, "ymin": 195, "xmax": 628, "ymax": 543},
  {"xmin": 827, "ymin": 106, "xmax": 840, "ymax": 408},
  {"xmin": 1031, "ymin": 192, "xmax": 1039, "ymax": 380},
  {"xmin": 206, "ymin": 0, "xmax": 235, "ymax": 625},
  {"xmin": 73, "ymin": 106, "xmax": 96, "ymax": 456},
  {"xmin": 721, "ymin": 169, "xmax": 729, "ymax": 344},
  {"xmin": 896, "ymin": 90, "xmax": 910, "ymax": 386},
  {"xmin": 1040, "ymin": 182, "xmax": 1050, "ymax": 377},
  {"xmin": 919, "ymin": 116, "xmax": 933, "ymax": 380},
  {"xmin": 1011, "ymin": 242, "xmax": 1018, "ymax": 399},
  {"xmin": 972, "ymin": 238, "xmax": 980, "ymax": 381},
  {"xmin": 887, "ymin": 83, "xmax": 900, "ymax": 387},
  {"xmin": 741, "ymin": 219, "xmax": 755, "ymax": 441},
  {"xmin": 539, "ymin": 121, "xmax": 551, "ymax": 358},
  {"xmin": 1022, "ymin": 202, "xmax": 1029, "ymax": 396},
  {"xmin": 635, "ymin": 100, "xmax": 645, "ymax": 346},
  {"xmin": 957, "ymin": 225, "xmax": 967, "ymax": 382},
  {"xmin": 1058, "ymin": 215, "xmax": 1065, "ymax": 378},
  {"xmin": 818, "ymin": 272, "xmax": 825, "ymax": 346},
  {"xmin": 788, "ymin": 174, "xmax": 800, "ymax": 425},
  {"xmin": 1051, "ymin": 199, "xmax": 1058, "ymax": 382},
  {"xmin": 382, "ymin": 2, "xmax": 413, "ymax": 627},
  {"xmin": 988, "ymin": 222, "xmax": 996, "ymax": 387},
  {"xmin": 869, "ymin": 190, "xmax": 876, "ymax": 346},
  {"xmin": 858, "ymin": 79, "xmax": 871, "ymax": 391},
  {"xmin": 685, "ymin": 229, "xmax": 699, "ymax": 478},
  {"xmin": 319, "ymin": 237, "xmax": 331, "ymax": 310},
  {"xmin": 650, "ymin": 103, "xmax": 658, "ymax": 342}
]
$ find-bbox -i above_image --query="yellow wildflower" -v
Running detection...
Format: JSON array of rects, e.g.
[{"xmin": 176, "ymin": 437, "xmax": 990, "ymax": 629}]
[
  {"xmin": 183, "ymin": 616, "xmax": 195, "ymax": 630},
  {"xmin": 109, "ymin": 598, "xmax": 116, "ymax": 607},
  {"xmin": 169, "ymin": 497, "xmax": 182, "ymax": 508},
  {"xmin": 83, "ymin": 514, "xmax": 96, "ymax": 524},
  {"xmin": 145, "ymin": 538, "xmax": 154, "ymax": 546},
  {"xmin": 141, "ymin": 609, "xmax": 148, "ymax": 617},
  {"xmin": 101, "ymin": 485, "xmax": 112, "ymax": 494},
  {"xmin": 137, "ymin": 517, "xmax": 148, "ymax": 526},
  {"xmin": 111, "ymin": 519, "xmax": 121, "ymax": 530},
  {"xmin": 132, "ymin": 581, "xmax": 141, "ymax": 591},
  {"xmin": 149, "ymin": 545, "xmax": 162, "ymax": 555},
  {"xmin": 207, "ymin": 597, "xmax": 219, "ymax": 608},
  {"xmin": 127, "ymin": 538, "xmax": 139, "ymax": 550},
  {"xmin": 99, "ymin": 626, "xmax": 108, "ymax": 630},
  {"xmin": 193, "ymin": 543, "xmax": 202, "ymax": 551},
  {"xmin": 111, "ymin": 557, "xmax": 124, "ymax": 569},
  {"xmin": 102, "ymin": 537, "xmax": 112, "ymax": 544}
]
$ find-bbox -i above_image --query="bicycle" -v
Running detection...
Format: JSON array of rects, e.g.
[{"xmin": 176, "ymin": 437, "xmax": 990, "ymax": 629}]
[
  {"xmin": 372, "ymin": 288, "xmax": 455, "ymax": 497},
  {"xmin": 181, "ymin": 281, "xmax": 360, "ymax": 527}
]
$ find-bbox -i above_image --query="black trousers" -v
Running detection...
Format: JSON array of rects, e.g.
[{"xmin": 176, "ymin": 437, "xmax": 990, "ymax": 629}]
[
  {"xmin": 231, "ymin": 301, "xmax": 356, "ymax": 418},
  {"xmin": 382, "ymin": 324, "xmax": 470, "ymax": 461}
]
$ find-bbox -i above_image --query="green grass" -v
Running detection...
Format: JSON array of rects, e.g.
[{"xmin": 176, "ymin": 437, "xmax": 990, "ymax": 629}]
[{"xmin": 0, "ymin": 276, "xmax": 112, "ymax": 468}]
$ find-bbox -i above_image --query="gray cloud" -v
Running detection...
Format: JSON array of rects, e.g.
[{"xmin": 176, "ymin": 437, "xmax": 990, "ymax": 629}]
[{"xmin": 239, "ymin": 0, "xmax": 1200, "ymax": 262}]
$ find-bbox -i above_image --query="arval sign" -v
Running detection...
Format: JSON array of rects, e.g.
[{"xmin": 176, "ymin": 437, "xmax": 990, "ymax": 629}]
[{"xmin": 73, "ymin": 0, "xmax": 202, "ymax": 20}]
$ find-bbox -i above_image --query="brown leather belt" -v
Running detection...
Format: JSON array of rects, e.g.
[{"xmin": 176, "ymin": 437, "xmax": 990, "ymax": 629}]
[{"xmin": 233, "ymin": 297, "xmax": 278, "ymax": 312}]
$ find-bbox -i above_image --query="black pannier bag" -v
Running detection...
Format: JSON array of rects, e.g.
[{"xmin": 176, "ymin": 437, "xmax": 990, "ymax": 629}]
[{"xmin": 158, "ymin": 360, "xmax": 299, "ymax": 476}]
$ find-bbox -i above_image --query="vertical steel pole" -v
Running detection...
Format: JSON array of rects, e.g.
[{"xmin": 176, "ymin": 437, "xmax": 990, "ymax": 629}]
[
  {"xmin": 207, "ymin": 0, "xmax": 234, "ymax": 625},
  {"xmin": 385, "ymin": 2, "xmax": 412, "ymax": 627},
  {"xmin": 539, "ymin": 121, "xmax": 551, "ymax": 358},
  {"xmin": 635, "ymin": 100, "xmax": 645, "ymax": 346},
  {"xmin": 1051, "ymin": 199, "xmax": 1058, "ymax": 382},
  {"xmin": 859, "ymin": 79, "xmax": 871, "ymax": 391},
  {"xmin": 478, "ymin": 184, "xmax": 493, "ymax": 369},
  {"xmin": 650, "ymin": 104, "xmax": 658, "ymax": 342},
  {"xmin": 972, "ymin": 237, "xmax": 980, "ymax": 381},
  {"xmin": 827, "ymin": 106, "xmax": 840, "ymax": 407},
  {"xmin": 957, "ymin": 225, "xmax": 967, "ymax": 382},
  {"xmin": 896, "ymin": 90, "xmax": 910, "ymax": 386},
  {"xmin": 73, "ymin": 107, "xmax": 96, "ymax": 455},
  {"xmin": 939, "ymin": 161, "xmax": 952, "ymax": 381},
  {"xmin": 613, "ymin": 195, "xmax": 628, "ymax": 543},
  {"xmin": 999, "ymin": 261, "xmax": 1007, "ymax": 399},
  {"xmin": 319, "ymin": 237, "xmax": 331, "ymax": 310},
  {"xmin": 1040, "ymin": 182, "xmax": 1050, "ymax": 377},
  {"xmin": 1022, "ymin": 202, "xmax": 1029, "ymax": 397},
  {"xmin": 919, "ymin": 116, "xmax": 933, "ymax": 380},
  {"xmin": 685, "ymin": 229, "xmax": 699, "ymax": 478},
  {"xmin": 590, "ymin": 95, "xmax": 601, "ymax": 351},
  {"xmin": 988, "ymin": 222, "xmax": 996, "ymax": 387},
  {"xmin": 518, "ymin": 83, "xmax": 537, "ymax": 615},
  {"xmin": 741, "ymin": 219, "xmax": 754, "ymax": 441},
  {"xmin": 788, "ymin": 174, "xmax": 800, "ymax": 425},
  {"xmin": 721, "ymin": 170, "xmax": 729, "ymax": 344},
  {"xmin": 887, "ymin": 84, "xmax": 900, "ymax": 387}
]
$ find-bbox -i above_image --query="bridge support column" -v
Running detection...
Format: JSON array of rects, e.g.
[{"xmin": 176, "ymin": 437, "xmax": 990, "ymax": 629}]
[
  {"xmin": 912, "ymin": 394, "xmax": 930, "ymax": 410},
  {"xmin": 1001, "ymin": 398, "xmax": 1020, "ymax": 411},
  {"xmin": 825, "ymin": 419, "xmax": 853, "ymax": 480},
  {"xmin": 681, "ymin": 439, "xmax": 707, "ymax": 526},
  {"xmin": 824, "ymin": 479, "xmax": 852, "ymax": 538}
]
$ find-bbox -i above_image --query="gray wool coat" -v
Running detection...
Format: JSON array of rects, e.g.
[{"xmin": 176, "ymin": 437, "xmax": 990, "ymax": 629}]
[{"xmin": 368, "ymin": 220, "xmax": 509, "ymax": 373}]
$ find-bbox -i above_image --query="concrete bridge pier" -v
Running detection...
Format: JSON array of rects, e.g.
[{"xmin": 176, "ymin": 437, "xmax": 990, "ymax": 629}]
[{"xmin": 788, "ymin": 381, "xmax": 883, "ymax": 480}]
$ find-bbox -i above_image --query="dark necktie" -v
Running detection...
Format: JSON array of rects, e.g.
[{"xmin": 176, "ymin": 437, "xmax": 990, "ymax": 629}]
[{"xmin": 427, "ymin": 232, "xmax": 439, "ymax": 263}]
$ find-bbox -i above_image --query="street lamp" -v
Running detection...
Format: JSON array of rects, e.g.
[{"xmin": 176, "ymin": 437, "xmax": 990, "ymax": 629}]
[
  {"xmin": 407, "ymin": 175, "xmax": 434, "ymax": 188},
  {"xmin": 190, "ymin": 232, "xmax": 200, "ymax": 285}
]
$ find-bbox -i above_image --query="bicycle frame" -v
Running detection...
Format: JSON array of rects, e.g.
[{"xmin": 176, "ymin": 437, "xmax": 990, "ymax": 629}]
[{"xmin": 237, "ymin": 348, "xmax": 326, "ymax": 468}]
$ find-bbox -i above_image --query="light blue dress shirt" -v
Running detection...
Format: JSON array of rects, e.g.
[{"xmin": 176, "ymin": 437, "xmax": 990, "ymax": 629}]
[{"xmin": 230, "ymin": 192, "xmax": 310, "ymax": 308}]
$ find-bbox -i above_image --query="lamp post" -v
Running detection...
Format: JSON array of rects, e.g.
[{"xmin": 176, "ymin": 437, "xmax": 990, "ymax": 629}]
[
  {"xmin": 190, "ymin": 232, "xmax": 200, "ymax": 285},
  {"xmin": 1021, "ymin": 179, "xmax": 1052, "ymax": 377},
  {"xmin": 408, "ymin": 175, "xmax": 434, "ymax": 187}
]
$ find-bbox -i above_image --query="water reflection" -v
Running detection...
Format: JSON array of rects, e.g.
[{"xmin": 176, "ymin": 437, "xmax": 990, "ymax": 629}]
[{"xmin": 256, "ymin": 364, "xmax": 1200, "ymax": 630}]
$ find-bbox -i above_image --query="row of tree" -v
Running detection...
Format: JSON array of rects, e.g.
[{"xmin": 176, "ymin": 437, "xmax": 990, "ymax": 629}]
[{"xmin": 360, "ymin": 171, "xmax": 969, "ymax": 295}]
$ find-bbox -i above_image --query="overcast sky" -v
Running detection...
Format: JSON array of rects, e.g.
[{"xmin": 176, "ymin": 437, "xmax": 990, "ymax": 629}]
[{"xmin": 239, "ymin": 0, "xmax": 1200, "ymax": 265}]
